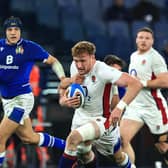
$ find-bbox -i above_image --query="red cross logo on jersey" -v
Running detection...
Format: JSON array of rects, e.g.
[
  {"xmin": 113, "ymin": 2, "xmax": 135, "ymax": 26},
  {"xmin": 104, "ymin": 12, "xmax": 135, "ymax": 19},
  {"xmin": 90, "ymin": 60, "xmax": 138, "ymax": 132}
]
[
  {"xmin": 91, "ymin": 75, "xmax": 96, "ymax": 82},
  {"xmin": 141, "ymin": 59, "xmax": 146, "ymax": 65}
]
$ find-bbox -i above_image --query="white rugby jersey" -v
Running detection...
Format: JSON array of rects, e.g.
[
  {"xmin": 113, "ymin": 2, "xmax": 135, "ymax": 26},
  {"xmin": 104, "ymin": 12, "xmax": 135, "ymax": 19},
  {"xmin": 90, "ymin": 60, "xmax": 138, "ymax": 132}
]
[
  {"xmin": 129, "ymin": 48, "xmax": 168, "ymax": 110},
  {"xmin": 70, "ymin": 60, "xmax": 122, "ymax": 119}
]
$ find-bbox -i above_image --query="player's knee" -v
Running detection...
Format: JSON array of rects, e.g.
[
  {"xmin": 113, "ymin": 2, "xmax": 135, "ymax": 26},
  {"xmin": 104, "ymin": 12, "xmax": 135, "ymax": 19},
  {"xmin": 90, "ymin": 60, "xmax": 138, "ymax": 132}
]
[
  {"xmin": 67, "ymin": 130, "xmax": 83, "ymax": 147},
  {"xmin": 76, "ymin": 122, "xmax": 97, "ymax": 141}
]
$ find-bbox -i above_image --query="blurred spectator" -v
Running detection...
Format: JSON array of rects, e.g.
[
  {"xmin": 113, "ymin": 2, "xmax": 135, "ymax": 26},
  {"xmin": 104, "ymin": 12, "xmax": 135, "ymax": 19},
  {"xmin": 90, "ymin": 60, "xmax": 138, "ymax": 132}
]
[
  {"xmin": 131, "ymin": 0, "xmax": 161, "ymax": 23},
  {"xmin": 103, "ymin": 0, "xmax": 132, "ymax": 22}
]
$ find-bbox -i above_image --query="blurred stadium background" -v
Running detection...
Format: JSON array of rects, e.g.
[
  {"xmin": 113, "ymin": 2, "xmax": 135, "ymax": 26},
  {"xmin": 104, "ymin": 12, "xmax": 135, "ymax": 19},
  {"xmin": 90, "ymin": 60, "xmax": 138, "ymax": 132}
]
[{"xmin": 0, "ymin": 0, "xmax": 168, "ymax": 167}]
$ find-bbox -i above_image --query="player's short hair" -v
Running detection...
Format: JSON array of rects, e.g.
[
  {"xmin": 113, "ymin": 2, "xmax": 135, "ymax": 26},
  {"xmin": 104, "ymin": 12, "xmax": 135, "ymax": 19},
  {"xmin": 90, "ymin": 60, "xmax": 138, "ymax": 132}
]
[
  {"xmin": 71, "ymin": 41, "xmax": 96, "ymax": 57},
  {"xmin": 137, "ymin": 27, "xmax": 154, "ymax": 37},
  {"xmin": 3, "ymin": 16, "xmax": 23, "ymax": 31},
  {"xmin": 104, "ymin": 54, "xmax": 126, "ymax": 69}
]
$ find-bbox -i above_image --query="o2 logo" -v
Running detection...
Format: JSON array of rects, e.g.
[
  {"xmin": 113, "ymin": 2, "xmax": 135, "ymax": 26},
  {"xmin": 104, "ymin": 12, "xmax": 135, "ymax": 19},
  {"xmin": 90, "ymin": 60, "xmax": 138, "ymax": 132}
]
[
  {"xmin": 129, "ymin": 69, "xmax": 137, "ymax": 77},
  {"xmin": 82, "ymin": 85, "xmax": 91, "ymax": 101},
  {"xmin": 6, "ymin": 55, "xmax": 13, "ymax": 64}
]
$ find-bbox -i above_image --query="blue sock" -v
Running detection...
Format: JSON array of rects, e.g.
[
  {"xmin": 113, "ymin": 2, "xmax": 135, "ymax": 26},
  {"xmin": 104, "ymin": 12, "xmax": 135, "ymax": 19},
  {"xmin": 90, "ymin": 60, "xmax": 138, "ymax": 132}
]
[
  {"xmin": 38, "ymin": 133, "xmax": 65, "ymax": 150},
  {"xmin": 58, "ymin": 153, "xmax": 77, "ymax": 168},
  {"xmin": 0, "ymin": 152, "xmax": 5, "ymax": 166}
]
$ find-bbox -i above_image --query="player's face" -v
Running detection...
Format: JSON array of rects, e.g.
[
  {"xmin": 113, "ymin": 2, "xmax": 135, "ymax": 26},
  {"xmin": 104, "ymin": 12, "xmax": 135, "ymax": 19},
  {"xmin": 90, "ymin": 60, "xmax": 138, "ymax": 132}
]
[
  {"xmin": 6, "ymin": 27, "xmax": 21, "ymax": 45},
  {"xmin": 136, "ymin": 31, "xmax": 154, "ymax": 54},
  {"xmin": 73, "ymin": 52, "xmax": 95, "ymax": 75}
]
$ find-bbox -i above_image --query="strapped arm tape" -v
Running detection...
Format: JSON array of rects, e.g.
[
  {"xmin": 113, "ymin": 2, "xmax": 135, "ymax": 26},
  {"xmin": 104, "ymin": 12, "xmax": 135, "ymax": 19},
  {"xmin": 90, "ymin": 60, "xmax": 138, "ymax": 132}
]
[{"xmin": 52, "ymin": 61, "xmax": 65, "ymax": 79}]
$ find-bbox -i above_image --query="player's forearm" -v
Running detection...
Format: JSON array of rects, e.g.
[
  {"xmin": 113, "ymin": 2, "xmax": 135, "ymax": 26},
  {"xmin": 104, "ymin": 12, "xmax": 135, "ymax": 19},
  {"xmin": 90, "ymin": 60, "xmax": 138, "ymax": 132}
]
[
  {"xmin": 111, "ymin": 96, "xmax": 120, "ymax": 110},
  {"xmin": 122, "ymin": 81, "xmax": 142, "ymax": 105},
  {"xmin": 115, "ymin": 73, "xmax": 142, "ymax": 107},
  {"xmin": 59, "ymin": 77, "xmax": 72, "ymax": 89},
  {"xmin": 44, "ymin": 55, "xmax": 65, "ymax": 80},
  {"xmin": 140, "ymin": 72, "xmax": 168, "ymax": 89}
]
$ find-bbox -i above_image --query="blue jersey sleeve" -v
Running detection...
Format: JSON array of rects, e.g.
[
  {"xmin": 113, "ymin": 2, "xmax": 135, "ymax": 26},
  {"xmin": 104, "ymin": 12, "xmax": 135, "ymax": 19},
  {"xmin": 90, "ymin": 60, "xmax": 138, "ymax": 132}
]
[{"xmin": 27, "ymin": 41, "xmax": 49, "ymax": 61}]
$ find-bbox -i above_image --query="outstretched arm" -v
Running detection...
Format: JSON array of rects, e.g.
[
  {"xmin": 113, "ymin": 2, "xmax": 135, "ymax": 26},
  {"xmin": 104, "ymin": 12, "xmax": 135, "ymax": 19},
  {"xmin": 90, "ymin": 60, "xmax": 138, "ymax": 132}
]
[{"xmin": 44, "ymin": 55, "xmax": 65, "ymax": 80}]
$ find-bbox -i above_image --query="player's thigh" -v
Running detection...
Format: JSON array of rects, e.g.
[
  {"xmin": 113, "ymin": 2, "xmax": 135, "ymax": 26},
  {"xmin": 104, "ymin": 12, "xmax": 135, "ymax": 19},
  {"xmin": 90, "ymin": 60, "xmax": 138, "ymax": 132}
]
[
  {"xmin": 120, "ymin": 119, "xmax": 143, "ymax": 142},
  {"xmin": 75, "ymin": 117, "xmax": 106, "ymax": 141}
]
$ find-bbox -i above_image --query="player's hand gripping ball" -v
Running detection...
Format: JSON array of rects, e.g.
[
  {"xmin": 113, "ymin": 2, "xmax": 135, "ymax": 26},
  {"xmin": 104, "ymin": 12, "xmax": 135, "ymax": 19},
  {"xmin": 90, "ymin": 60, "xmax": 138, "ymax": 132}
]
[{"xmin": 66, "ymin": 83, "xmax": 86, "ymax": 108}]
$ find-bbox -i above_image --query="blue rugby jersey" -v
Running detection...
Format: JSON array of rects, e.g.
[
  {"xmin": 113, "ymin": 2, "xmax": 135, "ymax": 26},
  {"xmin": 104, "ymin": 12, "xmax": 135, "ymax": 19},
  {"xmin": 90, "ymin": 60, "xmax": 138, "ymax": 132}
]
[{"xmin": 0, "ymin": 38, "xmax": 49, "ymax": 98}]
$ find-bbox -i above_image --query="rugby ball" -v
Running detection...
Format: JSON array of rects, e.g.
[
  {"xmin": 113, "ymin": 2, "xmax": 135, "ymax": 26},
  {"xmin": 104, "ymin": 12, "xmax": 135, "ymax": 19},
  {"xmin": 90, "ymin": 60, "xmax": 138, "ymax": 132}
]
[{"xmin": 66, "ymin": 83, "xmax": 85, "ymax": 108}]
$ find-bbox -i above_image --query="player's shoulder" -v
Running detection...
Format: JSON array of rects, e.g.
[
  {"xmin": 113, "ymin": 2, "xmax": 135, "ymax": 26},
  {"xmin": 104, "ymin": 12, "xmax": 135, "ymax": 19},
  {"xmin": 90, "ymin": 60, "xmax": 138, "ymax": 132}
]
[
  {"xmin": 150, "ymin": 48, "xmax": 162, "ymax": 57},
  {"xmin": 0, "ymin": 39, "xmax": 6, "ymax": 46},
  {"xmin": 22, "ymin": 39, "xmax": 39, "ymax": 46},
  {"xmin": 95, "ymin": 60, "xmax": 107, "ymax": 69},
  {"xmin": 130, "ymin": 50, "xmax": 137, "ymax": 57}
]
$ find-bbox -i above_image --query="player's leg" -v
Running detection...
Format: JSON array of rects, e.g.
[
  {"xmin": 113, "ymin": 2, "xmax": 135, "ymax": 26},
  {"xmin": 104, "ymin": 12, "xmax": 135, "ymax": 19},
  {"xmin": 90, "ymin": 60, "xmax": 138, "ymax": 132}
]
[
  {"xmin": 14, "ymin": 92, "xmax": 65, "ymax": 150},
  {"xmin": 58, "ymin": 120, "xmax": 103, "ymax": 168},
  {"xmin": 120, "ymin": 119, "xmax": 143, "ymax": 164},
  {"xmin": 0, "ymin": 96, "xmax": 28, "ymax": 166},
  {"xmin": 114, "ymin": 148, "xmax": 131, "ymax": 168},
  {"xmin": 94, "ymin": 125, "xmax": 132, "ymax": 168},
  {"xmin": 16, "ymin": 117, "xmax": 66, "ymax": 150},
  {"xmin": 76, "ymin": 142, "xmax": 97, "ymax": 168},
  {"xmin": 0, "ymin": 116, "xmax": 20, "ymax": 166}
]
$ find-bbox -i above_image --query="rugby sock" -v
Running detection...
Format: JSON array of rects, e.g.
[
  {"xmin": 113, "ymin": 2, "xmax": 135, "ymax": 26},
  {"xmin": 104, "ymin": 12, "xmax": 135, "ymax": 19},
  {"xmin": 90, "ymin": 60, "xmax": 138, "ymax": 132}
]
[
  {"xmin": 58, "ymin": 153, "xmax": 77, "ymax": 168},
  {"xmin": 119, "ymin": 152, "xmax": 131, "ymax": 168},
  {"xmin": 38, "ymin": 133, "xmax": 65, "ymax": 150},
  {"xmin": 0, "ymin": 152, "xmax": 5, "ymax": 166}
]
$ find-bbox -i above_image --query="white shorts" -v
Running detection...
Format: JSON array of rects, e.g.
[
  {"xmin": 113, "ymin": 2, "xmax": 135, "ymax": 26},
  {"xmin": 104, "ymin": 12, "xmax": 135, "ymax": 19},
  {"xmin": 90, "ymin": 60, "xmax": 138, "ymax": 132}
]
[
  {"xmin": 71, "ymin": 115, "xmax": 121, "ymax": 156},
  {"xmin": 122, "ymin": 105, "xmax": 168, "ymax": 134},
  {"xmin": 93, "ymin": 125, "xmax": 121, "ymax": 156},
  {"xmin": 2, "ymin": 92, "xmax": 34, "ymax": 125}
]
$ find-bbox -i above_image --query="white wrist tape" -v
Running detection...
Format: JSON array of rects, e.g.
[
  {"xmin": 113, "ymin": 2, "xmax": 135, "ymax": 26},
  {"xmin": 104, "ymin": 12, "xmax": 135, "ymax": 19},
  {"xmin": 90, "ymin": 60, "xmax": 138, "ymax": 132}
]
[
  {"xmin": 116, "ymin": 100, "xmax": 127, "ymax": 110},
  {"xmin": 52, "ymin": 61, "xmax": 65, "ymax": 79},
  {"xmin": 140, "ymin": 80, "xmax": 147, "ymax": 87}
]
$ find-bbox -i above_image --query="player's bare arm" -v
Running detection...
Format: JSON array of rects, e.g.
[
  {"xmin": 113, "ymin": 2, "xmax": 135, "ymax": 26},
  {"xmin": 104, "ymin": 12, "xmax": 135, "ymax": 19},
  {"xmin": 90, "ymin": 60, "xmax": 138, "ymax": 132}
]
[
  {"xmin": 109, "ymin": 72, "xmax": 142, "ymax": 125},
  {"xmin": 44, "ymin": 55, "xmax": 65, "ymax": 80},
  {"xmin": 141, "ymin": 72, "xmax": 168, "ymax": 88}
]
